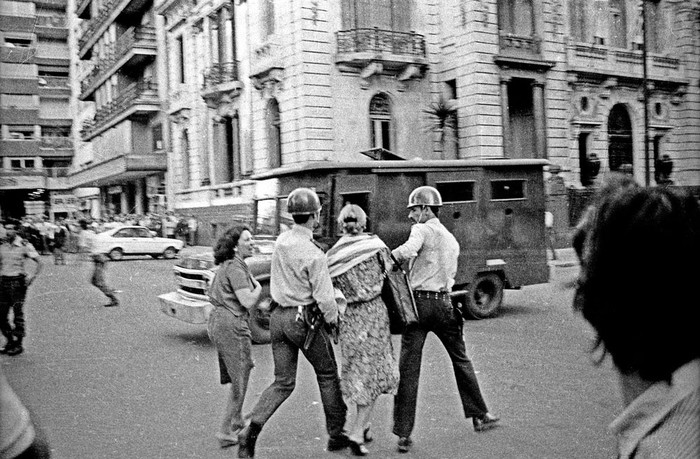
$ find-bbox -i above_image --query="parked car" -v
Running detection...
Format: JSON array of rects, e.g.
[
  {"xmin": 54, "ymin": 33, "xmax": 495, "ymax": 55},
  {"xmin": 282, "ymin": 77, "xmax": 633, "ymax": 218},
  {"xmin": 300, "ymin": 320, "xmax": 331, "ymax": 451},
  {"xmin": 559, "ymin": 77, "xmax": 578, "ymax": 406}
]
[
  {"xmin": 93, "ymin": 225, "xmax": 185, "ymax": 261},
  {"xmin": 158, "ymin": 235, "xmax": 275, "ymax": 344}
]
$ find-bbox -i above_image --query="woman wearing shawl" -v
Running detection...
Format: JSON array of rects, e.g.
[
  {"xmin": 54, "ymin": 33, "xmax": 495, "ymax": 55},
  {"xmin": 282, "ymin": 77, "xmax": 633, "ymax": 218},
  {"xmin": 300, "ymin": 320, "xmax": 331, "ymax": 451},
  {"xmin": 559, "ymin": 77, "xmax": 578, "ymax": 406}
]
[{"xmin": 326, "ymin": 204, "xmax": 399, "ymax": 456}]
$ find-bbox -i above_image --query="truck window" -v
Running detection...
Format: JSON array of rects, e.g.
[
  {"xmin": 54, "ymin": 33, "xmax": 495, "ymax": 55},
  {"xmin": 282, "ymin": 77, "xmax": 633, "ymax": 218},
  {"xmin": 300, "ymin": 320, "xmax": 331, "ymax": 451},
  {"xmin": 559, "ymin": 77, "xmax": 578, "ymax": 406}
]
[
  {"xmin": 491, "ymin": 180, "xmax": 525, "ymax": 200},
  {"xmin": 339, "ymin": 192, "xmax": 371, "ymax": 232},
  {"xmin": 435, "ymin": 181, "xmax": 475, "ymax": 203},
  {"xmin": 255, "ymin": 198, "xmax": 278, "ymax": 235}
]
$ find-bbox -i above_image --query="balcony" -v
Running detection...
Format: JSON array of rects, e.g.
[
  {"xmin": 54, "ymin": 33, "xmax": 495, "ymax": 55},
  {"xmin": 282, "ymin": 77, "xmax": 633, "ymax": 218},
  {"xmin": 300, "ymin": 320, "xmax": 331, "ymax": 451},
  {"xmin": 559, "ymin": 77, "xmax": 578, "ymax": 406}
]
[
  {"xmin": 80, "ymin": 26, "xmax": 156, "ymax": 100},
  {"xmin": 78, "ymin": 0, "xmax": 151, "ymax": 60},
  {"xmin": 0, "ymin": 167, "xmax": 70, "ymax": 190},
  {"xmin": 566, "ymin": 43, "xmax": 685, "ymax": 85},
  {"xmin": 0, "ymin": 45, "xmax": 36, "ymax": 64},
  {"xmin": 335, "ymin": 28, "xmax": 427, "ymax": 85},
  {"xmin": 0, "ymin": 139, "xmax": 39, "ymax": 156},
  {"xmin": 201, "ymin": 62, "xmax": 242, "ymax": 107},
  {"xmin": 39, "ymin": 136, "xmax": 73, "ymax": 150},
  {"xmin": 80, "ymin": 81, "xmax": 160, "ymax": 140},
  {"xmin": 35, "ymin": 15, "xmax": 68, "ymax": 39},
  {"xmin": 38, "ymin": 76, "xmax": 70, "ymax": 96}
]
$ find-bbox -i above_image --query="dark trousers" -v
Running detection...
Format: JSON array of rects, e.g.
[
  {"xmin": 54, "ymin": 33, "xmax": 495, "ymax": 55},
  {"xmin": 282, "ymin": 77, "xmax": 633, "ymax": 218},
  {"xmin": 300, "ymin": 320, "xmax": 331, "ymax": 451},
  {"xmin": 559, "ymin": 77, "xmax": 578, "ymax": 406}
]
[
  {"xmin": 0, "ymin": 276, "xmax": 28, "ymax": 341},
  {"xmin": 249, "ymin": 306, "xmax": 347, "ymax": 437},
  {"xmin": 91, "ymin": 256, "xmax": 116, "ymax": 301},
  {"xmin": 393, "ymin": 294, "xmax": 489, "ymax": 438}
]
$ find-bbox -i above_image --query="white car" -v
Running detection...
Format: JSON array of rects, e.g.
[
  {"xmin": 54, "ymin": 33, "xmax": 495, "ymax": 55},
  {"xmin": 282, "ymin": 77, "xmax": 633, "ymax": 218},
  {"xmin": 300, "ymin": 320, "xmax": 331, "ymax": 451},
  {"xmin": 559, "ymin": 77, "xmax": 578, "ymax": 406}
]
[{"xmin": 94, "ymin": 225, "xmax": 185, "ymax": 261}]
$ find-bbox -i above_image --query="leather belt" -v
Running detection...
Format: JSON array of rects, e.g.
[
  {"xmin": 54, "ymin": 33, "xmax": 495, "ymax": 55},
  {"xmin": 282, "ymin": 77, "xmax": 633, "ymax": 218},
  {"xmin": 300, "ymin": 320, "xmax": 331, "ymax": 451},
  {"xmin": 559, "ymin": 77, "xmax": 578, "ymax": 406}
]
[
  {"xmin": 413, "ymin": 290, "xmax": 450, "ymax": 300},
  {"xmin": 1, "ymin": 274, "xmax": 25, "ymax": 279}
]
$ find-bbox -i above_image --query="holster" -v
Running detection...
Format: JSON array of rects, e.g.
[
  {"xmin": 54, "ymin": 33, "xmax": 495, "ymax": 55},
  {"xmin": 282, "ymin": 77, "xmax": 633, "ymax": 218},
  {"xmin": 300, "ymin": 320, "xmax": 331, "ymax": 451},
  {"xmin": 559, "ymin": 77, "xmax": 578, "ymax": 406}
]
[{"xmin": 301, "ymin": 303, "xmax": 339, "ymax": 350}]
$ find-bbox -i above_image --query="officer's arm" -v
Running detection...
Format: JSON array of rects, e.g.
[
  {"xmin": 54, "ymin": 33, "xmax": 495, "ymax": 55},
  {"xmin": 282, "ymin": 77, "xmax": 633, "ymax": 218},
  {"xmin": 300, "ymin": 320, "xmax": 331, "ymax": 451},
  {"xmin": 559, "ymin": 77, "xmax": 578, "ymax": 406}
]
[
  {"xmin": 25, "ymin": 245, "xmax": 42, "ymax": 285},
  {"xmin": 391, "ymin": 225, "xmax": 427, "ymax": 263},
  {"xmin": 308, "ymin": 256, "xmax": 339, "ymax": 324}
]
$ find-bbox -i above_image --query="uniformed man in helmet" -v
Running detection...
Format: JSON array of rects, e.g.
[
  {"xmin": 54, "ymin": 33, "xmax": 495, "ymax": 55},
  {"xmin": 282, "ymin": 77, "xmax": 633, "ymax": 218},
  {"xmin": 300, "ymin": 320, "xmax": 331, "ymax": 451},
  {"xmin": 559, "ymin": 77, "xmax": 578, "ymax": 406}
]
[
  {"xmin": 391, "ymin": 186, "xmax": 499, "ymax": 453},
  {"xmin": 238, "ymin": 188, "xmax": 349, "ymax": 458}
]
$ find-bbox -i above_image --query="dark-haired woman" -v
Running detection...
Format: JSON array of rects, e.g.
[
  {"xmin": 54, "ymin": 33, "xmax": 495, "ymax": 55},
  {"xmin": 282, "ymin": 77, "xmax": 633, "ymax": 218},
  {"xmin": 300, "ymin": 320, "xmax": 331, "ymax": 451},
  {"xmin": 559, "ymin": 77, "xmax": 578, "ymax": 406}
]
[{"xmin": 207, "ymin": 226, "xmax": 262, "ymax": 448}]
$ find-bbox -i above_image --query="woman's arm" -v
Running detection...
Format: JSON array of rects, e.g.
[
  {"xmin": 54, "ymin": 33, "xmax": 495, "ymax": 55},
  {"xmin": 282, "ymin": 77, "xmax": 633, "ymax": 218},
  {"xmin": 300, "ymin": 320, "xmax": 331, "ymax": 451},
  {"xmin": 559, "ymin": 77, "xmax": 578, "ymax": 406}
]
[{"xmin": 235, "ymin": 275, "xmax": 262, "ymax": 310}]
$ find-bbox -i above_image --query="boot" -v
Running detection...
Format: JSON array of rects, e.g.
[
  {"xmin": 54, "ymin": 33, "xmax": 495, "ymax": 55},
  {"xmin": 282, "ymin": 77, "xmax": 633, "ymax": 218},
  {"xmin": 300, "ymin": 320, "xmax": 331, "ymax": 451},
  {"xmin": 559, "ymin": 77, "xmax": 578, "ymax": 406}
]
[
  {"xmin": 5, "ymin": 337, "xmax": 23, "ymax": 356},
  {"xmin": 237, "ymin": 422, "xmax": 262, "ymax": 458},
  {"xmin": 0, "ymin": 337, "xmax": 14, "ymax": 354}
]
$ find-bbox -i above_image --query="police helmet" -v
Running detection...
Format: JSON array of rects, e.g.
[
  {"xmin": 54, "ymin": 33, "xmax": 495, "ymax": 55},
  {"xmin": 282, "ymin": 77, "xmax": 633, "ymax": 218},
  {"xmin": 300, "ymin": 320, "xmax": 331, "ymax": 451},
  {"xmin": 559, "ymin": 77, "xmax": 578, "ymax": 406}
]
[
  {"xmin": 287, "ymin": 187, "xmax": 322, "ymax": 215},
  {"xmin": 407, "ymin": 186, "xmax": 443, "ymax": 208}
]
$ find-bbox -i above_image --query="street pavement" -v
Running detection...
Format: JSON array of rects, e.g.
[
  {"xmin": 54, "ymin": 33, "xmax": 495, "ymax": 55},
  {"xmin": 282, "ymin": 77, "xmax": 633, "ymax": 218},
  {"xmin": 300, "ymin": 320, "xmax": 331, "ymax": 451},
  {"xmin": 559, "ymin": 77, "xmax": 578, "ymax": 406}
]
[{"xmin": 1, "ymin": 249, "xmax": 621, "ymax": 459}]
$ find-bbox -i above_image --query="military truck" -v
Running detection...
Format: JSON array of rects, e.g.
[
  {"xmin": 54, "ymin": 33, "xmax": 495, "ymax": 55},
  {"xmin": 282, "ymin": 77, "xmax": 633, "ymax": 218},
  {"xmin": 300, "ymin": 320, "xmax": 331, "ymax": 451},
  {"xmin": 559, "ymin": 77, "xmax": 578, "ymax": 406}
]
[{"xmin": 159, "ymin": 158, "xmax": 550, "ymax": 342}]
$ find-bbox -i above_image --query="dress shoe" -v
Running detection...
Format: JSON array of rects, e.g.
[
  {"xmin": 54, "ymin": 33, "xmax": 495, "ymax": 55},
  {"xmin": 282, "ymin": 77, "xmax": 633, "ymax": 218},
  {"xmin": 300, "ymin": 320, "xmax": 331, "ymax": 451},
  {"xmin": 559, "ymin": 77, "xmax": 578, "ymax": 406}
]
[
  {"xmin": 349, "ymin": 439, "xmax": 368, "ymax": 456},
  {"xmin": 105, "ymin": 300, "xmax": 119, "ymax": 307},
  {"xmin": 238, "ymin": 422, "xmax": 262, "ymax": 458},
  {"xmin": 327, "ymin": 434, "xmax": 351, "ymax": 451},
  {"xmin": 397, "ymin": 436, "xmax": 413, "ymax": 453},
  {"xmin": 473, "ymin": 413, "xmax": 500, "ymax": 432},
  {"xmin": 5, "ymin": 344, "xmax": 23, "ymax": 356},
  {"xmin": 215, "ymin": 431, "xmax": 239, "ymax": 448},
  {"xmin": 363, "ymin": 426, "xmax": 373, "ymax": 443}
]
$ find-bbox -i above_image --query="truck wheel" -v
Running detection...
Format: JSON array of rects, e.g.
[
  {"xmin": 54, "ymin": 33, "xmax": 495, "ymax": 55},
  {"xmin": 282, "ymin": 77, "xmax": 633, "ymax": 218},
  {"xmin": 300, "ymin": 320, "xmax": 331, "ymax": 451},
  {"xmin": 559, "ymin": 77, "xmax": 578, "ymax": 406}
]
[
  {"xmin": 249, "ymin": 282, "xmax": 271, "ymax": 344},
  {"xmin": 108, "ymin": 248, "xmax": 123, "ymax": 261},
  {"xmin": 465, "ymin": 273, "xmax": 504, "ymax": 319}
]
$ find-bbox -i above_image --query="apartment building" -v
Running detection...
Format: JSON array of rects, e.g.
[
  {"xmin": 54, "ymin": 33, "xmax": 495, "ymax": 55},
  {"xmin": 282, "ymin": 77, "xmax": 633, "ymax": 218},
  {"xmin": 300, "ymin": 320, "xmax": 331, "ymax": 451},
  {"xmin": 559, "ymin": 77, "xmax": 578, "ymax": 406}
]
[
  {"xmin": 152, "ymin": 0, "xmax": 698, "ymax": 244},
  {"xmin": 69, "ymin": 0, "xmax": 166, "ymax": 217},
  {"xmin": 0, "ymin": 0, "xmax": 74, "ymax": 220}
]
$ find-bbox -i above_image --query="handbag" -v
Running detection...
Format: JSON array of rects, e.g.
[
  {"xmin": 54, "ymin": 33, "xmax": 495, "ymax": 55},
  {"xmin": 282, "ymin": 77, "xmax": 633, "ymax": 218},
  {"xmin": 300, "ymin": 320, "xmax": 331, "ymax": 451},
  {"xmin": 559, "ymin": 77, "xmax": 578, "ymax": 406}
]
[{"xmin": 377, "ymin": 252, "xmax": 418, "ymax": 334}]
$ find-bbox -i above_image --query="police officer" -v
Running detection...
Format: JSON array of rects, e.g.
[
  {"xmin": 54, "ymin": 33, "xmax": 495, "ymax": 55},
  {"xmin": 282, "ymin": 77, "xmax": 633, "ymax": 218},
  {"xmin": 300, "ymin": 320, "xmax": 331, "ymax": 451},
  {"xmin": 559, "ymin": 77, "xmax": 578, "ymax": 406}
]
[
  {"xmin": 237, "ymin": 188, "xmax": 349, "ymax": 458},
  {"xmin": 391, "ymin": 186, "xmax": 499, "ymax": 453},
  {"xmin": 0, "ymin": 223, "xmax": 42, "ymax": 356}
]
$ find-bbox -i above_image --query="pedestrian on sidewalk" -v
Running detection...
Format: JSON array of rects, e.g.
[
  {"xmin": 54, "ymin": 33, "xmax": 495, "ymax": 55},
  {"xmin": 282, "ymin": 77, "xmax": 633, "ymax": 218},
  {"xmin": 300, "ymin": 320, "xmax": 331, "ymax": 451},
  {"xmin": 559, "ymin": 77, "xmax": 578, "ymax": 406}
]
[
  {"xmin": 207, "ymin": 226, "xmax": 262, "ymax": 449},
  {"xmin": 391, "ymin": 186, "xmax": 499, "ymax": 454},
  {"xmin": 574, "ymin": 186, "xmax": 700, "ymax": 458},
  {"xmin": 237, "ymin": 188, "xmax": 349, "ymax": 458},
  {"xmin": 0, "ymin": 223, "xmax": 43, "ymax": 356},
  {"xmin": 78, "ymin": 220, "xmax": 118, "ymax": 307}
]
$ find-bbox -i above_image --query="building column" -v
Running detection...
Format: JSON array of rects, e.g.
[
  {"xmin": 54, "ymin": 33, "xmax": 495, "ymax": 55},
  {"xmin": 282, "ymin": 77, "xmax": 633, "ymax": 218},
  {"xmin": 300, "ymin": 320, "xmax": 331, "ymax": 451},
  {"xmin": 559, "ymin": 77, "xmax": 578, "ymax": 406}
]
[
  {"xmin": 120, "ymin": 190, "xmax": 128, "ymax": 215},
  {"xmin": 500, "ymin": 76, "xmax": 511, "ymax": 157},
  {"xmin": 222, "ymin": 5, "xmax": 233, "ymax": 63},
  {"xmin": 135, "ymin": 179, "xmax": 145, "ymax": 215},
  {"xmin": 532, "ymin": 81, "xmax": 546, "ymax": 158}
]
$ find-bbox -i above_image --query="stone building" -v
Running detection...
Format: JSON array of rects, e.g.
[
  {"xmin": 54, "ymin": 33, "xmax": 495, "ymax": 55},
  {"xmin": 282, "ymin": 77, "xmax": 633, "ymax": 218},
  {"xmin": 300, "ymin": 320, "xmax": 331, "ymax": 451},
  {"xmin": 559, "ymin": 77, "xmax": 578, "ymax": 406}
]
[
  {"xmin": 0, "ymin": 0, "xmax": 74, "ymax": 220},
  {"xmin": 68, "ymin": 0, "xmax": 167, "ymax": 217},
  {"xmin": 73, "ymin": 0, "xmax": 698, "ymax": 241}
]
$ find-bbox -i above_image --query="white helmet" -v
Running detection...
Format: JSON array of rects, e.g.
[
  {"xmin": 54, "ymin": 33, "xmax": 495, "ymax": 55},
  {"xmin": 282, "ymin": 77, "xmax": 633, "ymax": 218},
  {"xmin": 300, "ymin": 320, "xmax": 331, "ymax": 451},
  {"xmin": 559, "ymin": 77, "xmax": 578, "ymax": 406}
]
[{"xmin": 407, "ymin": 186, "xmax": 442, "ymax": 208}]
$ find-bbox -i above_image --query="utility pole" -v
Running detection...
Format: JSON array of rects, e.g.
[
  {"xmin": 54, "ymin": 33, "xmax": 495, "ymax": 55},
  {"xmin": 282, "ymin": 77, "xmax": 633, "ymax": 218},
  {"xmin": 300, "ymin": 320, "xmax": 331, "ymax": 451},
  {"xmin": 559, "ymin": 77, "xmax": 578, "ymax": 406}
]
[{"xmin": 642, "ymin": 0, "xmax": 650, "ymax": 186}]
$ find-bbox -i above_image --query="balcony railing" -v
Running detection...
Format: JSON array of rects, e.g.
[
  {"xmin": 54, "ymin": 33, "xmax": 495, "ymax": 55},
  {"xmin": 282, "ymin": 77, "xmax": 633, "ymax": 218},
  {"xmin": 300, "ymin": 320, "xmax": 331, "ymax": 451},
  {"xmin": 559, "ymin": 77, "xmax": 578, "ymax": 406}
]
[
  {"xmin": 35, "ymin": 15, "xmax": 67, "ymax": 27},
  {"xmin": 81, "ymin": 81, "xmax": 159, "ymax": 139},
  {"xmin": 567, "ymin": 43, "xmax": 682, "ymax": 81},
  {"xmin": 336, "ymin": 28, "xmax": 426, "ymax": 57},
  {"xmin": 39, "ymin": 136, "xmax": 73, "ymax": 148},
  {"xmin": 0, "ymin": 167, "xmax": 69, "ymax": 178},
  {"xmin": 78, "ymin": 0, "xmax": 118, "ymax": 51},
  {"xmin": 202, "ymin": 62, "xmax": 240, "ymax": 89},
  {"xmin": 80, "ymin": 26, "xmax": 155, "ymax": 98},
  {"xmin": 39, "ymin": 76, "xmax": 69, "ymax": 88},
  {"xmin": 499, "ymin": 33, "xmax": 541, "ymax": 55}
]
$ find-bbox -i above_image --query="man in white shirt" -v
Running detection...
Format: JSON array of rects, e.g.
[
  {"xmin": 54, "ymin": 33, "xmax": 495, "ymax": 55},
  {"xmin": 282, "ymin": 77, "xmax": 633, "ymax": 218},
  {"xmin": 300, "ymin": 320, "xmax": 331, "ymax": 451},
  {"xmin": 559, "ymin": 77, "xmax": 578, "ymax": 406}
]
[{"xmin": 78, "ymin": 220, "xmax": 118, "ymax": 307}]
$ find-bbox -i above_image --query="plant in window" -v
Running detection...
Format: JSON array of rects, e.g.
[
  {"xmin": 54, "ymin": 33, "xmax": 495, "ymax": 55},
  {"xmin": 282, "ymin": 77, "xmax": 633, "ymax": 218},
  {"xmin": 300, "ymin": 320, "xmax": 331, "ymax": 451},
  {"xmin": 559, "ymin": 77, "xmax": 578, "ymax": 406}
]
[{"xmin": 423, "ymin": 97, "xmax": 457, "ymax": 159}]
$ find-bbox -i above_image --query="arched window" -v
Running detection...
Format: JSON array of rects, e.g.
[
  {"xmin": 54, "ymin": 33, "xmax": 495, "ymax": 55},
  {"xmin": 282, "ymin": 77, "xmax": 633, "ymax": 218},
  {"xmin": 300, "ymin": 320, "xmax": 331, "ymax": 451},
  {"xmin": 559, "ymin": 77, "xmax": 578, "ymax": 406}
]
[
  {"xmin": 369, "ymin": 93, "xmax": 393, "ymax": 151},
  {"xmin": 498, "ymin": 0, "xmax": 534, "ymax": 36},
  {"xmin": 607, "ymin": 104, "xmax": 633, "ymax": 172},
  {"xmin": 266, "ymin": 99, "xmax": 281, "ymax": 168}
]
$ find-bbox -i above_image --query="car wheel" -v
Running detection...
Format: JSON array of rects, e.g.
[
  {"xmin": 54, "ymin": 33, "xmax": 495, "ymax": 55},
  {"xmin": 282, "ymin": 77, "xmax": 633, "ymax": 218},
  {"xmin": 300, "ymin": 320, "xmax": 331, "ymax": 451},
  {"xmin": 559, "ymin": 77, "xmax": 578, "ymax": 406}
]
[
  {"xmin": 465, "ymin": 273, "xmax": 504, "ymax": 319},
  {"xmin": 249, "ymin": 281, "xmax": 271, "ymax": 344},
  {"xmin": 108, "ymin": 248, "xmax": 124, "ymax": 261},
  {"xmin": 162, "ymin": 247, "xmax": 177, "ymax": 259}
]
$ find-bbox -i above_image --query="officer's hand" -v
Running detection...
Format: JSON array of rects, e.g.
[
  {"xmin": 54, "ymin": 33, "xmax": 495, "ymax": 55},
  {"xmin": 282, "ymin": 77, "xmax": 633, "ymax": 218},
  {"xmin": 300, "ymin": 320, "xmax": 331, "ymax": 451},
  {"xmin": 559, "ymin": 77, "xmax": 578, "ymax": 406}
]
[{"xmin": 323, "ymin": 307, "xmax": 339, "ymax": 326}]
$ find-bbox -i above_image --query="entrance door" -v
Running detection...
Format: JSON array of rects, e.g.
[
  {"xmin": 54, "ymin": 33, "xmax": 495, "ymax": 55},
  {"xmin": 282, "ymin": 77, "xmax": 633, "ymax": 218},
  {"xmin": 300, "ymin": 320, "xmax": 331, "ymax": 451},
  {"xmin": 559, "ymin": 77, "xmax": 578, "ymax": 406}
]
[{"xmin": 608, "ymin": 104, "xmax": 633, "ymax": 172}]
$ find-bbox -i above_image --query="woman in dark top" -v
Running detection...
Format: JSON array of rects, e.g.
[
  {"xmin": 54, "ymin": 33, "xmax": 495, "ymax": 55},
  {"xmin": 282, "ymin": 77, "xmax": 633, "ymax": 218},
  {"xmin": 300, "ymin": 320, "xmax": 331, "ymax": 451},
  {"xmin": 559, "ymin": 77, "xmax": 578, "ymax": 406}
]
[{"xmin": 207, "ymin": 226, "xmax": 262, "ymax": 448}]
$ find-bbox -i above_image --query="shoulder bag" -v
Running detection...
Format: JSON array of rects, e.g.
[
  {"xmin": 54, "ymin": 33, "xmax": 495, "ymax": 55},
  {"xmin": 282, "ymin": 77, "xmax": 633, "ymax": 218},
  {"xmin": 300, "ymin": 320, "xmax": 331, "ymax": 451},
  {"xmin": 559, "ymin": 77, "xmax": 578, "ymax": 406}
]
[{"xmin": 377, "ymin": 251, "xmax": 418, "ymax": 334}]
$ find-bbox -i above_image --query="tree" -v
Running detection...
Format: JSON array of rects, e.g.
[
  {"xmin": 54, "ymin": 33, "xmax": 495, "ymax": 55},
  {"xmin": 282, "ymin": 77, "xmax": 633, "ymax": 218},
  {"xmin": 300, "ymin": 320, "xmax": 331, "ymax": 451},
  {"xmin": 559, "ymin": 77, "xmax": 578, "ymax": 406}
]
[{"xmin": 423, "ymin": 97, "xmax": 458, "ymax": 159}]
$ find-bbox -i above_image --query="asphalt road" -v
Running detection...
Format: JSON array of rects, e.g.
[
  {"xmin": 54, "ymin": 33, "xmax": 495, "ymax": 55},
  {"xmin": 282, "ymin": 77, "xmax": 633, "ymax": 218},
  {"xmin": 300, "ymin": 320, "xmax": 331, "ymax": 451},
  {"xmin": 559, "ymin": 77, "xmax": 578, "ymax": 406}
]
[{"xmin": 2, "ymin": 251, "xmax": 619, "ymax": 459}]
